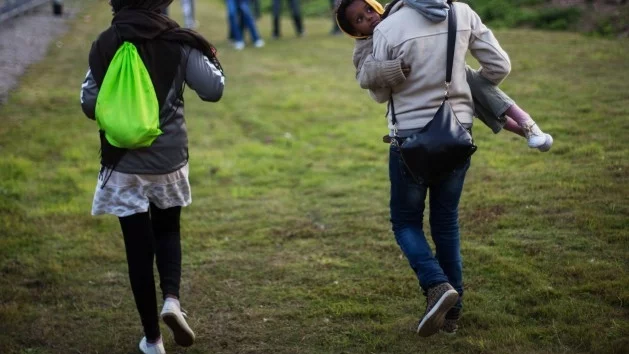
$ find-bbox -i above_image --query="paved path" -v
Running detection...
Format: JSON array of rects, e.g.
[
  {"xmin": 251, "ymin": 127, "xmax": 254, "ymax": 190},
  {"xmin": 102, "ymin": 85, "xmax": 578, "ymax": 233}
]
[{"xmin": 0, "ymin": 3, "xmax": 79, "ymax": 104}]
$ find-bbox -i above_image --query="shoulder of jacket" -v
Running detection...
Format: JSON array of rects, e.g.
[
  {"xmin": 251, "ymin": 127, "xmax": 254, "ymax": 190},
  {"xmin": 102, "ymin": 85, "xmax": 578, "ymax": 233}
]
[
  {"xmin": 180, "ymin": 44, "xmax": 192, "ymax": 55},
  {"xmin": 453, "ymin": 2, "xmax": 476, "ymax": 17},
  {"xmin": 453, "ymin": 2, "xmax": 471, "ymax": 10},
  {"xmin": 93, "ymin": 27, "xmax": 116, "ymax": 46}
]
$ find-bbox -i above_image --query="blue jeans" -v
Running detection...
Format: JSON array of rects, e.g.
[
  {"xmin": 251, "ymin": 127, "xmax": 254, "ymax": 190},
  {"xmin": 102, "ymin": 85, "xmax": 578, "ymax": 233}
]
[
  {"xmin": 226, "ymin": 0, "xmax": 261, "ymax": 42},
  {"xmin": 389, "ymin": 144, "xmax": 470, "ymax": 312}
]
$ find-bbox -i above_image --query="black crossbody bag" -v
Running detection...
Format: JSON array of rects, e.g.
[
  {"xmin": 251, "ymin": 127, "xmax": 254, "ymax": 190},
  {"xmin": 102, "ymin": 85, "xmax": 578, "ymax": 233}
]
[{"xmin": 390, "ymin": 1, "xmax": 477, "ymax": 184}]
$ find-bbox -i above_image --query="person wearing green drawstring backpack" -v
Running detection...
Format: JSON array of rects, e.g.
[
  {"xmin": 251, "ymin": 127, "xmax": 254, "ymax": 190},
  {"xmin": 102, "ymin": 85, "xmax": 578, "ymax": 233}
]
[
  {"xmin": 80, "ymin": 1, "xmax": 224, "ymax": 352},
  {"xmin": 335, "ymin": 0, "xmax": 512, "ymax": 337}
]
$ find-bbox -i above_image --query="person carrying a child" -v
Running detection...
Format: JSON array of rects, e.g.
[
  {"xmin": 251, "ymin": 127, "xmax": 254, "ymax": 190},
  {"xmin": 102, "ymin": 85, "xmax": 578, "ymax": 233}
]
[
  {"xmin": 80, "ymin": 0, "xmax": 225, "ymax": 353},
  {"xmin": 335, "ymin": 0, "xmax": 553, "ymax": 151},
  {"xmin": 335, "ymin": 0, "xmax": 550, "ymax": 337}
]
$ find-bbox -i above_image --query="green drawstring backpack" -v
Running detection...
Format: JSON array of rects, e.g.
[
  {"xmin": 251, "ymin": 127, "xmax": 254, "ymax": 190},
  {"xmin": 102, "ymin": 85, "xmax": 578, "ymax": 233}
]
[{"xmin": 95, "ymin": 42, "xmax": 162, "ymax": 149}]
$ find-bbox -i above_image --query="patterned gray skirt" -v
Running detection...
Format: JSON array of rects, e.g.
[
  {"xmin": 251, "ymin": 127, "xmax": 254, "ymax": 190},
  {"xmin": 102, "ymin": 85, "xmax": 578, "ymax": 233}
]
[{"xmin": 92, "ymin": 163, "xmax": 191, "ymax": 217}]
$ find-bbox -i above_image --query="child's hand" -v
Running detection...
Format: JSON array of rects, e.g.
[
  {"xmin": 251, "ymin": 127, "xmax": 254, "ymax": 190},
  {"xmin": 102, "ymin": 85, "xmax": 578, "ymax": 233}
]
[{"xmin": 401, "ymin": 61, "xmax": 411, "ymax": 77}]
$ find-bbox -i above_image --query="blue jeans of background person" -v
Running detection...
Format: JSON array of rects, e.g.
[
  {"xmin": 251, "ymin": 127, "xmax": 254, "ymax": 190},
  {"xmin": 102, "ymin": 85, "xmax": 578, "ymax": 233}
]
[
  {"xmin": 228, "ymin": 0, "xmax": 261, "ymax": 41},
  {"xmin": 227, "ymin": 0, "xmax": 261, "ymax": 43},
  {"xmin": 389, "ymin": 144, "xmax": 470, "ymax": 313},
  {"xmin": 272, "ymin": 0, "xmax": 303, "ymax": 37},
  {"xmin": 251, "ymin": 0, "xmax": 261, "ymax": 18}
]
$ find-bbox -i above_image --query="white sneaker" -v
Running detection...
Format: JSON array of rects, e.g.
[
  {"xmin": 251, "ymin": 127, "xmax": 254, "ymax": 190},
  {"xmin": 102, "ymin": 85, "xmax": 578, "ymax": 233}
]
[
  {"xmin": 523, "ymin": 122, "xmax": 553, "ymax": 152},
  {"xmin": 233, "ymin": 41, "xmax": 245, "ymax": 50},
  {"xmin": 160, "ymin": 299, "xmax": 195, "ymax": 347},
  {"xmin": 253, "ymin": 39, "xmax": 265, "ymax": 48},
  {"xmin": 537, "ymin": 133, "xmax": 553, "ymax": 152},
  {"xmin": 139, "ymin": 337, "xmax": 166, "ymax": 354}
]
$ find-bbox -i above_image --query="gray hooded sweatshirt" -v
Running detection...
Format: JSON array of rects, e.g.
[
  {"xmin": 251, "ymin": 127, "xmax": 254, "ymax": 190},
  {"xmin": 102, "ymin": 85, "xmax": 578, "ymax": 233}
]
[{"xmin": 81, "ymin": 46, "xmax": 224, "ymax": 174}]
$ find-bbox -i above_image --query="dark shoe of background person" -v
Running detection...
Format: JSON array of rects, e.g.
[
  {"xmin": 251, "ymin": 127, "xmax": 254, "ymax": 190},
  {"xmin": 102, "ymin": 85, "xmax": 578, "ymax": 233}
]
[{"xmin": 417, "ymin": 282, "xmax": 459, "ymax": 337}]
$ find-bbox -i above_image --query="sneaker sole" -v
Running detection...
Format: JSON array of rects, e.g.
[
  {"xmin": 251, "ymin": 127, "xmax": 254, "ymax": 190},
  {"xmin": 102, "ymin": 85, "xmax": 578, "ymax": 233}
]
[
  {"xmin": 416, "ymin": 290, "xmax": 459, "ymax": 337},
  {"xmin": 161, "ymin": 312, "xmax": 195, "ymax": 347}
]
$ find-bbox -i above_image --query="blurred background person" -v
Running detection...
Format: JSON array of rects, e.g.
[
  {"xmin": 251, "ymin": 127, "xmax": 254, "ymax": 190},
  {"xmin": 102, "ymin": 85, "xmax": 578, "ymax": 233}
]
[
  {"xmin": 271, "ymin": 0, "xmax": 304, "ymax": 38},
  {"xmin": 162, "ymin": 0, "xmax": 197, "ymax": 29},
  {"xmin": 330, "ymin": 0, "xmax": 341, "ymax": 35},
  {"xmin": 226, "ymin": 0, "xmax": 264, "ymax": 49},
  {"xmin": 251, "ymin": 0, "xmax": 261, "ymax": 19},
  {"xmin": 228, "ymin": 0, "xmax": 261, "ymax": 42}
]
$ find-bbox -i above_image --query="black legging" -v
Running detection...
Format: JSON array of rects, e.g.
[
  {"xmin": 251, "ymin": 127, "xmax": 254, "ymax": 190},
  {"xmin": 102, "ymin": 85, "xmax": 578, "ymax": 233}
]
[{"xmin": 119, "ymin": 204, "xmax": 182, "ymax": 341}]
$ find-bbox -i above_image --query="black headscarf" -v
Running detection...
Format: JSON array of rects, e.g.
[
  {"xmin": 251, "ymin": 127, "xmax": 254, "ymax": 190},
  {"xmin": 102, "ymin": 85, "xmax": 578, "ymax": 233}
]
[
  {"xmin": 110, "ymin": 0, "xmax": 171, "ymax": 13},
  {"xmin": 89, "ymin": 0, "xmax": 222, "ymax": 182}
]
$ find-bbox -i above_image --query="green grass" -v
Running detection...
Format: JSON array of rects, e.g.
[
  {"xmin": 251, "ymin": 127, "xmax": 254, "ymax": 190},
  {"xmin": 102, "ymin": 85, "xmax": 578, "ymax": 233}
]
[{"xmin": 1, "ymin": 1, "xmax": 628, "ymax": 353}]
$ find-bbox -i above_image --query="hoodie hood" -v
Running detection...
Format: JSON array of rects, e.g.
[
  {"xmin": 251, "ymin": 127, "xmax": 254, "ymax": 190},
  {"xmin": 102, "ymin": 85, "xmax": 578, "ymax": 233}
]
[
  {"xmin": 335, "ymin": 0, "xmax": 385, "ymax": 39},
  {"xmin": 110, "ymin": 0, "xmax": 173, "ymax": 13},
  {"xmin": 402, "ymin": 0, "xmax": 449, "ymax": 23}
]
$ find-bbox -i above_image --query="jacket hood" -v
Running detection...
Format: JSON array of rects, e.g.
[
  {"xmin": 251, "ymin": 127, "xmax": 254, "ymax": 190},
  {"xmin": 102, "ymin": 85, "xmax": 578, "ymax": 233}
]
[
  {"xmin": 335, "ymin": 0, "xmax": 385, "ymax": 39},
  {"xmin": 402, "ymin": 0, "xmax": 449, "ymax": 23}
]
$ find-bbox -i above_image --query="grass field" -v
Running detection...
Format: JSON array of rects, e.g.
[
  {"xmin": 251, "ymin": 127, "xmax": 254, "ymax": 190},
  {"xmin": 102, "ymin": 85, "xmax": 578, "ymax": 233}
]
[{"xmin": 0, "ymin": 1, "xmax": 628, "ymax": 353}]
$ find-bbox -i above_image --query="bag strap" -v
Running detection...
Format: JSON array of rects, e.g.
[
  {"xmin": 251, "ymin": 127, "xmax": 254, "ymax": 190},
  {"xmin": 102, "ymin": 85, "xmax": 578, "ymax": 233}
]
[
  {"xmin": 444, "ymin": 0, "xmax": 456, "ymax": 98},
  {"xmin": 390, "ymin": 0, "xmax": 457, "ymax": 134}
]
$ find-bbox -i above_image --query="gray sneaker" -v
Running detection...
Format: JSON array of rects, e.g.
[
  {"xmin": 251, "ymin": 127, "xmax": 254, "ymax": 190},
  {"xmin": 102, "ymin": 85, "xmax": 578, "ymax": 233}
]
[
  {"xmin": 417, "ymin": 282, "xmax": 459, "ymax": 337},
  {"xmin": 442, "ymin": 307, "xmax": 461, "ymax": 334}
]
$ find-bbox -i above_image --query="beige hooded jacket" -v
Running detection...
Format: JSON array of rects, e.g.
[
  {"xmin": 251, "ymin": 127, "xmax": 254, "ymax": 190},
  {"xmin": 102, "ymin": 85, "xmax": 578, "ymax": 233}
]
[{"xmin": 369, "ymin": 1, "xmax": 511, "ymax": 135}]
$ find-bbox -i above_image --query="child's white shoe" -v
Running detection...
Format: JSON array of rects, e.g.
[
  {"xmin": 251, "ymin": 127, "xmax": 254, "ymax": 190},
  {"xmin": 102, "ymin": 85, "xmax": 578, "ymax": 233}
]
[
  {"xmin": 254, "ymin": 39, "xmax": 265, "ymax": 48},
  {"xmin": 160, "ymin": 299, "xmax": 195, "ymax": 347},
  {"xmin": 537, "ymin": 133, "xmax": 553, "ymax": 152},
  {"xmin": 523, "ymin": 122, "xmax": 553, "ymax": 152},
  {"xmin": 139, "ymin": 337, "xmax": 166, "ymax": 354}
]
